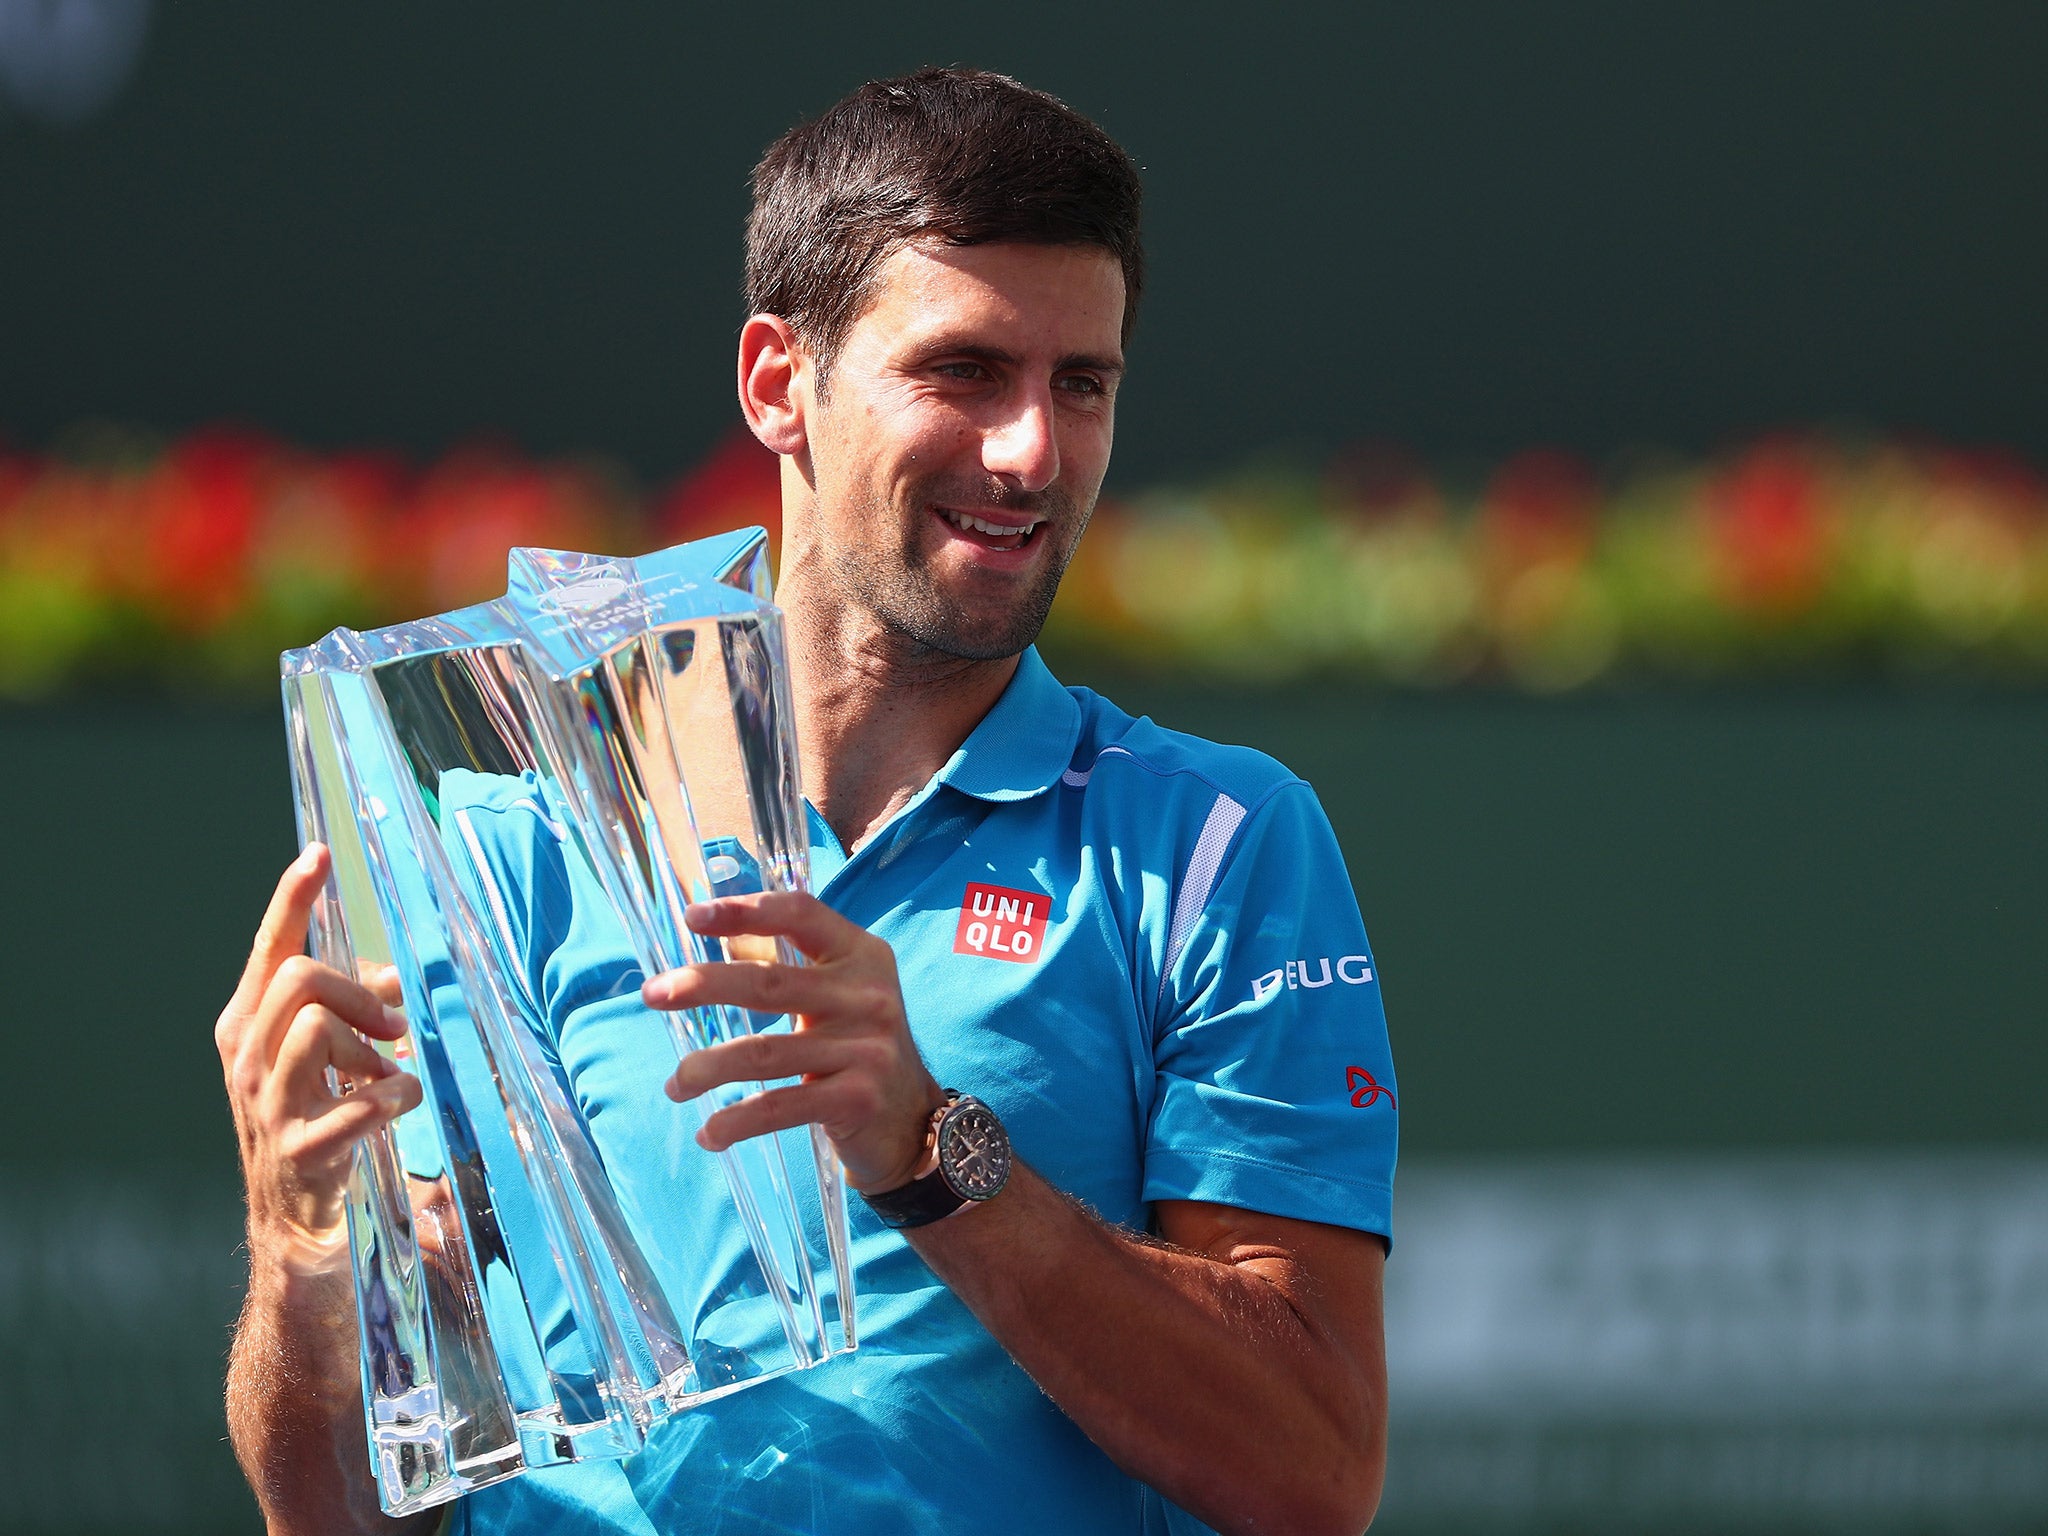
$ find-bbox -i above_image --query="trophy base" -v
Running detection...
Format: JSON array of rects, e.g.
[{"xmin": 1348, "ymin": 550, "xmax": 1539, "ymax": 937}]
[
  {"xmin": 373, "ymin": 1426, "xmax": 525, "ymax": 1517},
  {"xmin": 370, "ymin": 1359, "xmax": 829, "ymax": 1515}
]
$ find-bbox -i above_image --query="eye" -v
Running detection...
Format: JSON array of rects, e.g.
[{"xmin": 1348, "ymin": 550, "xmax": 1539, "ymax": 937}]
[
  {"xmin": 1057, "ymin": 373, "xmax": 1109, "ymax": 398},
  {"xmin": 934, "ymin": 360, "xmax": 990, "ymax": 382}
]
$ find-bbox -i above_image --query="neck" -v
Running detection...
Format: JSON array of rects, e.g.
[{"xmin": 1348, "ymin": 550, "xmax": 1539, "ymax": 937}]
[{"xmin": 779, "ymin": 564, "xmax": 1019, "ymax": 854}]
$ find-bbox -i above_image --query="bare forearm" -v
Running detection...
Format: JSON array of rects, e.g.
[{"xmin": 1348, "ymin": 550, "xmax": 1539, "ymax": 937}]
[
  {"xmin": 908, "ymin": 1166, "xmax": 1386, "ymax": 1536},
  {"xmin": 226, "ymin": 1257, "xmax": 424, "ymax": 1536},
  {"xmin": 216, "ymin": 856, "xmax": 433, "ymax": 1534}
]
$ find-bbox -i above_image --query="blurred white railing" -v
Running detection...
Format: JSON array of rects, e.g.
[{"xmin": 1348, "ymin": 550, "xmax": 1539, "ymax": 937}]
[{"xmin": 1380, "ymin": 1152, "xmax": 2048, "ymax": 1529}]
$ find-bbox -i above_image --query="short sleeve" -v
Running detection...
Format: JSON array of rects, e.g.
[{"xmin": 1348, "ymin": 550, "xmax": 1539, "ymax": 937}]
[
  {"xmin": 434, "ymin": 766, "xmax": 653, "ymax": 1122},
  {"xmin": 1142, "ymin": 782, "xmax": 1397, "ymax": 1242},
  {"xmin": 389, "ymin": 768, "xmax": 574, "ymax": 1177}
]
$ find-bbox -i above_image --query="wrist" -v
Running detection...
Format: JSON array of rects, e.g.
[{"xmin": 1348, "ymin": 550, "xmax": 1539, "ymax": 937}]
[
  {"xmin": 859, "ymin": 1091, "xmax": 1014, "ymax": 1230},
  {"xmin": 860, "ymin": 1086, "xmax": 948, "ymax": 1197},
  {"xmin": 853, "ymin": 1081, "xmax": 952, "ymax": 1197},
  {"xmin": 245, "ymin": 1215, "xmax": 352, "ymax": 1300}
]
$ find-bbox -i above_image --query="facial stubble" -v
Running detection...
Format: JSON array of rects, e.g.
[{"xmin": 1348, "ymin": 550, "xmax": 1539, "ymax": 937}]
[{"xmin": 829, "ymin": 477, "xmax": 1090, "ymax": 663}]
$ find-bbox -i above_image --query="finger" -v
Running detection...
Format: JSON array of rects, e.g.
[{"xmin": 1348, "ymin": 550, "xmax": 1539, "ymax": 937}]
[
  {"xmin": 265, "ymin": 958, "xmax": 409, "ymax": 1045},
  {"xmin": 296, "ymin": 1072, "xmax": 423, "ymax": 1160},
  {"xmin": 358, "ymin": 962, "xmax": 405, "ymax": 1010},
  {"xmin": 409, "ymin": 1184, "xmax": 457, "ymax": 1262},
  {"xmin": 238, "ymin": 959, "xmax": 408, "ymax": 1096},
  {"xmin": 642, "ymin": 960, "xmax": 838, "ymax": 1017},
  {"xmin": 230, "ymin": 844, "xmax": 330, "ymax": 1017},
  {"xmin": 693, "ymin": 1079, "xmax": 849, "ymax": 1152},
  {"xmin": 265, "ymin": 1005, "xmax": 399, "ymax": 1116},
  {"xmin": 665, "ymin": 1030, "xmax": 859, "ymax": 1102},
  {"xmin": 682, "ymin": 892, "xmax": 866, "ymax": 964}
]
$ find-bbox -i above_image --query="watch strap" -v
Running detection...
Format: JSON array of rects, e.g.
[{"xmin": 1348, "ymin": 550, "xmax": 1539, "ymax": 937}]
[{"xmin": 861, "ymin": 1161, "xmax": 976, "ymax": 1229}]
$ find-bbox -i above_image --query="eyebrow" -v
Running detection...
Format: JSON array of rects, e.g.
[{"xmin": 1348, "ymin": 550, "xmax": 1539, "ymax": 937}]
[{"xmin": 912, "ymin": 340, "xmax": 1126, "ymax": 377}]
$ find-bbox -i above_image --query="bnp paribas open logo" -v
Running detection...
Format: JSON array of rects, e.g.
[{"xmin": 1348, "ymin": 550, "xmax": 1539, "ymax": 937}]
[{"xmin": 535, "ymin": 563, "xmax": 638, "ymax": 620}]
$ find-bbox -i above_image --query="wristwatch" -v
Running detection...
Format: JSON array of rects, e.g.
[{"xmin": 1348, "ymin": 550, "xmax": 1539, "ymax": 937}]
[{"xmin": 859, "ymin": 1091, "xmax": 1013, "ymax": 1229}]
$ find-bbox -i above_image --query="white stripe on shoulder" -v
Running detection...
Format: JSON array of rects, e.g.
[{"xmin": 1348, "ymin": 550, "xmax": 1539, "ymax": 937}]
[
  {"xmin": 1061, "ymin": 743, "xmax": 1137, "ymax": 788},
  {"xmin": 1159, "ymin": 790, "xmax": 1248, "ymax": 999},
  {"xmin": 508, "ymin": 795, "xmax": 567, "ymax": 840}
]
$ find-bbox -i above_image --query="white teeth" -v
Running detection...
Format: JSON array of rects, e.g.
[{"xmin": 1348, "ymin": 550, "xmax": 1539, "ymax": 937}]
[{"xmin": 942, "ymin": 508, "xmax": 1038, "ymax": 538}]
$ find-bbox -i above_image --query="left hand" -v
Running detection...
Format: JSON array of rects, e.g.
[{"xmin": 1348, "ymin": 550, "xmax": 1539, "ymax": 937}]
[{"xmin": 642, "ymin": 891, "xmax": 944, "ymax": 1193}]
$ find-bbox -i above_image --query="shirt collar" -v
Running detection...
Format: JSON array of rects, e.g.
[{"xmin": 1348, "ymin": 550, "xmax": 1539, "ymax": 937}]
[{"xmin": 932, "ymin": 646, "xmax": 1082, "ymax": 803}]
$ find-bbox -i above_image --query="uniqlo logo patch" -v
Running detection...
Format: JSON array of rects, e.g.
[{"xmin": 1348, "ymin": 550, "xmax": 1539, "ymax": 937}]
[{"xmin": 953, "ymin": 883, "xmax": 1049, "ymax": 964}]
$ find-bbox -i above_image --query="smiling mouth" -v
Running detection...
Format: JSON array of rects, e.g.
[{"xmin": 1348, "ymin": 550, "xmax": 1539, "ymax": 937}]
[{"xmin": 935, "ymin": 506, "xmax": 1046, "ymax": 552}]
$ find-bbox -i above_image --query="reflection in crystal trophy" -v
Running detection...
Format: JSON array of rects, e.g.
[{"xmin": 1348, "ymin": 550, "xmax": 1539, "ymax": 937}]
[{"xmin": 279, "ymin": 529, "xmax": 856, "ymax": 1516}]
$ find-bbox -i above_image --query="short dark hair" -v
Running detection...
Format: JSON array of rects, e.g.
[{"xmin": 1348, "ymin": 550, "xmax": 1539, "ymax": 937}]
[{"xmin": 745, "ymin": 67, "xmax": 1144, "ymax": 375}]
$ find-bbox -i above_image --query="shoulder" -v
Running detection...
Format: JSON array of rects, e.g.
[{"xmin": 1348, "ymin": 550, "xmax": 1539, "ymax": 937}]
[
  {"xmin": 434, "ymin": 767, "xmax": 574, "ymax": 920},
  {"xmin": 1061, "ymin": 684, "xmax": 1308, "ymax": 823},
  {"xmin": 440, "ymin": 766, "xmax": 558, "ymax": 825}
]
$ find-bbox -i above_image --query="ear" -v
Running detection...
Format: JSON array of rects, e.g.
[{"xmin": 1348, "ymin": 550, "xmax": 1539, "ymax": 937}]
[{"xmin": 737, "ymin": 313, "xmax": 809, "ymax": 457}]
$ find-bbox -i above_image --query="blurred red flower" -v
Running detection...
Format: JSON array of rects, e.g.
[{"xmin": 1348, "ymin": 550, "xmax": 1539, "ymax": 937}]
[
  {"xmin": 655, "ymin": 429, "xmax": 781, "ymax": 551},
  {"xmin": 1706, "ymin": 438, "xmax": 1833, "ymax": 614},
  {"xmin": 141, "ymin": 428, "xmax": 274, "ymax": 633}
]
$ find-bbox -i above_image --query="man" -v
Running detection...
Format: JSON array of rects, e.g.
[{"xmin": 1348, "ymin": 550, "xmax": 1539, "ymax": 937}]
[{"xmin": 218, "ymin": 68, "xmax": 1397, "ymax": 1536}]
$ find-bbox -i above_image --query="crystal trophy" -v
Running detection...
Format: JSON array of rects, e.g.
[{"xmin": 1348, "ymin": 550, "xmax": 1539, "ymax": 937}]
[{"xmin": 279, "ymin": 528, "xmax": 856, "ymax": 1516}]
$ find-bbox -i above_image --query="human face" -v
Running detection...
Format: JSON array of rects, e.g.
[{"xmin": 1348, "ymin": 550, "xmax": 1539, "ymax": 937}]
[{"xmin": 792, "ymin": 240, "xmax": 1125, "ymax": 661}]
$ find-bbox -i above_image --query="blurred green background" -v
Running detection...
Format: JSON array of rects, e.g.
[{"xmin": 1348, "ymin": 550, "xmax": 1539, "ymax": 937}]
[
  {"xmin": 7, "ymin": 2, "xmax": 2047, "ymax": 482},
  {"xmin": 3, "ymin": 4, "xmax": 2045, "ymax": 1533}
]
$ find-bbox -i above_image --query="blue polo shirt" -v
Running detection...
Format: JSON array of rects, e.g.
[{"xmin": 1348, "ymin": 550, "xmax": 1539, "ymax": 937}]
[{"xmin": 451, "ymin": 647, "xmax": 1396, "ymax": 1536}]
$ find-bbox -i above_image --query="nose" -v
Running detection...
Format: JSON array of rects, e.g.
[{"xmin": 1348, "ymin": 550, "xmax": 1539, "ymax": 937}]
[{"xmin": 981, "ymin": 387, "xmax": 1060, "ymax": 494}]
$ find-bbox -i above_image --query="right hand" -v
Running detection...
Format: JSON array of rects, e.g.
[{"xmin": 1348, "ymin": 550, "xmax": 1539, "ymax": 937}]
[{"xmin": 215, "ymin": 843, "xmax": 422, "ymax": 1275}]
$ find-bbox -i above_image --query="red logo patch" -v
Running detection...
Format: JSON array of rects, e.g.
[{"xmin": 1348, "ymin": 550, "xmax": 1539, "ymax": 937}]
[
  {"xmin": 1346, "ymin": 1067, "xmax": 1394, "ymax": 1110},
  {"xmin": 953, "ymin": 883, "xmax": 1049, "ymax": 964}
]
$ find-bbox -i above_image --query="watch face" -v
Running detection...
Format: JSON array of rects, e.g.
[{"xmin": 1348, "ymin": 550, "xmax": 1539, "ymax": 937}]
[{"xmin": 936, "ymin": 1100, "xmax": 1011, "ymax": 1201}]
